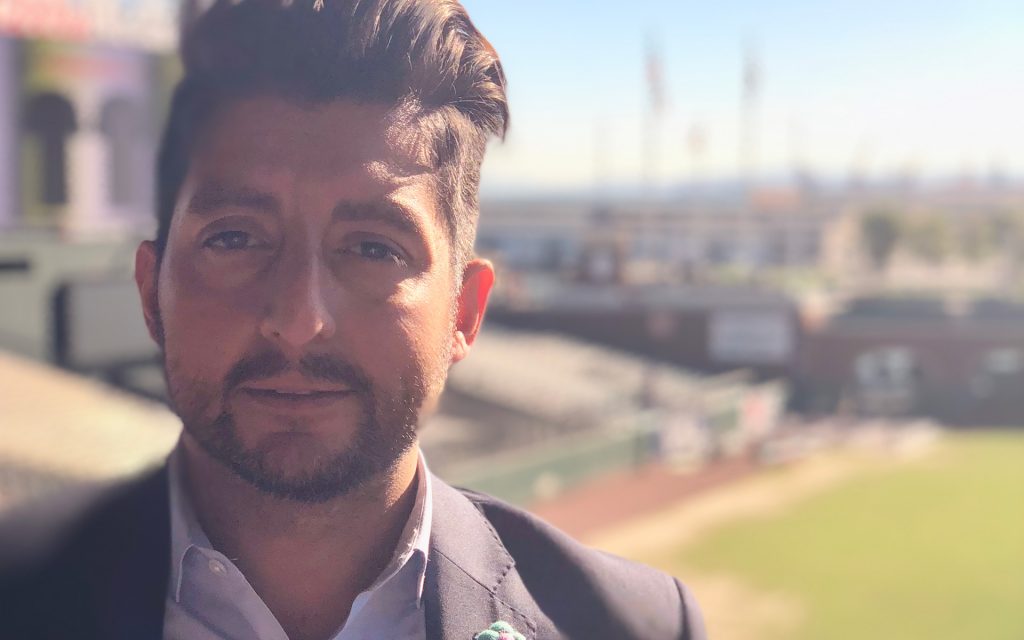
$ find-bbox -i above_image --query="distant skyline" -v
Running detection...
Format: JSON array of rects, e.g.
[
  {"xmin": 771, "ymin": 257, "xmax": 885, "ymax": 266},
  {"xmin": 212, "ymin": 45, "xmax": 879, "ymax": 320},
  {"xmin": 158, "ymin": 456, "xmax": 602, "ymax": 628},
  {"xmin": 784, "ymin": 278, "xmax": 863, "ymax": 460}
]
[{"xmin": 462, "ymin": 0, "xmax": 1024, "ymax": 196}]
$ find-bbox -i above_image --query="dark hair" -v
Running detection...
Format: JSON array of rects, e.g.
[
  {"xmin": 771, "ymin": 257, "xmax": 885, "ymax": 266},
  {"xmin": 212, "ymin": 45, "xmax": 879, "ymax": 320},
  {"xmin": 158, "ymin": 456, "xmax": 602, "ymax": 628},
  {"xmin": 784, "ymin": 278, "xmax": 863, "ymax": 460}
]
[{"xmin": 156, "ymin": 0, "xmax": 508, "ymax": 270}]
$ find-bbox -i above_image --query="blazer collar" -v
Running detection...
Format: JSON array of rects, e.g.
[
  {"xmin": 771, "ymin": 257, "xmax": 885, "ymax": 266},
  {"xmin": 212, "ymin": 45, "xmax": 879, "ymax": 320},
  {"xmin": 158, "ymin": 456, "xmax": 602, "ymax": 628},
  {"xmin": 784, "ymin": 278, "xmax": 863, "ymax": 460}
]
[
  {"xmin": 79, "ymin": 467, "xmax": 548, "ymax": 640},
  {"xmin": 424, "ymin": 477, "xmax": 541, "ymax": 640}
]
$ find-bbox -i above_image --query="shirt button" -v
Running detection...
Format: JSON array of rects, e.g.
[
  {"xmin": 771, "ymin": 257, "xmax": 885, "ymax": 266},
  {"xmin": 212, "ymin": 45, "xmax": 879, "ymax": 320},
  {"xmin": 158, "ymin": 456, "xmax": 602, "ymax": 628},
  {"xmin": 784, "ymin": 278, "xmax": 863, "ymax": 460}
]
[{"xmin": 208, "ymin": 558, "xmax": 228, "ymax": 577}]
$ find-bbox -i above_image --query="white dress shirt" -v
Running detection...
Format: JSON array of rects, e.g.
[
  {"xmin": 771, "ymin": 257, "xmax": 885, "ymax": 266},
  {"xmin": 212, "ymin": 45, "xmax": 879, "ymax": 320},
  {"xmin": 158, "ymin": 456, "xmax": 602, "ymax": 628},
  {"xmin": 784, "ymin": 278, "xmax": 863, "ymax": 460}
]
[{"xmin": 162, "ymin": 445, "xmax": 433, "ymax": 640}]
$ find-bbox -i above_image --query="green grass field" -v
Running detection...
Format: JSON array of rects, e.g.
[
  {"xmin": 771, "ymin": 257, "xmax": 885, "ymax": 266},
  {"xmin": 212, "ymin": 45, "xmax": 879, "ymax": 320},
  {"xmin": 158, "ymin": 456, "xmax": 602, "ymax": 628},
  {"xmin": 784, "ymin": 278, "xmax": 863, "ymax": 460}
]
[{"xmin": 647, "ymin": 432, "xmax": 1024, "ymax": 640}]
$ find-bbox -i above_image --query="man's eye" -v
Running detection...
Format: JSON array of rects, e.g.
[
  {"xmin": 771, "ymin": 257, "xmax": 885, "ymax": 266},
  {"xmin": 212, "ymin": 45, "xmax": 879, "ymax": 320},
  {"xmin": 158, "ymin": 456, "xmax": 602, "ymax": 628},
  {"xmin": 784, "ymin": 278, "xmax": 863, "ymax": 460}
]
[
  {"xmin": 203, "ymin": 230, "xmax": 261, "ymax": 250},
  {"xmin": 352, "ymin": 241, "xmax": 405, "ymax": 265}
]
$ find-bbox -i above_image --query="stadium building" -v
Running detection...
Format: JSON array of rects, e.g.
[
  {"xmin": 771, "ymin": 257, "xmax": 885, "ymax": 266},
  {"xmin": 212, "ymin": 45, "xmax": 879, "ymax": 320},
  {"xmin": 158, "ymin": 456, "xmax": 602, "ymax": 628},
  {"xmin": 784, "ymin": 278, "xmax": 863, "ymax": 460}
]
[{"xmin": 0, "ymin": 0, "xmax": 178, "ymax": 235}]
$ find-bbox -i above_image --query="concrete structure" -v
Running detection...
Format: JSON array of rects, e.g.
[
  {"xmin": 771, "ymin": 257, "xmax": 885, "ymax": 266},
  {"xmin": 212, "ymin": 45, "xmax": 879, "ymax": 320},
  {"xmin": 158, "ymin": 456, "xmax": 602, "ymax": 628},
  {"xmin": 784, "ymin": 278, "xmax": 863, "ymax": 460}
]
[
  {"xmin": 489, "ymin": 282, "xmax": 800, "ymax": 378},
  {"xmin": 0, "ymin": 234, "xmax": 141, "ymax": 362},
  {"xmin": 423, "ymin": 327, "xmax": 785, "ymax": 502},
  {"xmin": 476, "ymin": 199, "xmax": 858, "ymax": 282},
  {"xmin": 0, "ymin": 350, "xmax": 178, "ymax": 511}
]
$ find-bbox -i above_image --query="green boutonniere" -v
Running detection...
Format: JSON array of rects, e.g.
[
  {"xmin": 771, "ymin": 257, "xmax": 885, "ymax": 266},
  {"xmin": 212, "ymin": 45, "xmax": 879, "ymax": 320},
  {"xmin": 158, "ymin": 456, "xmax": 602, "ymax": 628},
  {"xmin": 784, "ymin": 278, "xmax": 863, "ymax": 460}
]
[{"xmin": 474, "ymin": 620, "xmax": 526, "ymax": 640}]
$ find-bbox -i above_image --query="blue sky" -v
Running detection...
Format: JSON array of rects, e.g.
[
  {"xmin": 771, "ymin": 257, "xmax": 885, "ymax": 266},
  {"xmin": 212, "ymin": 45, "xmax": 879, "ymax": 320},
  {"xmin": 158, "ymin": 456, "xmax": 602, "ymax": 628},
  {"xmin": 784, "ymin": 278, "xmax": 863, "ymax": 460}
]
[{"xmin": 461, "ymin": 0, "xmax": 1024, "ymax": 194}]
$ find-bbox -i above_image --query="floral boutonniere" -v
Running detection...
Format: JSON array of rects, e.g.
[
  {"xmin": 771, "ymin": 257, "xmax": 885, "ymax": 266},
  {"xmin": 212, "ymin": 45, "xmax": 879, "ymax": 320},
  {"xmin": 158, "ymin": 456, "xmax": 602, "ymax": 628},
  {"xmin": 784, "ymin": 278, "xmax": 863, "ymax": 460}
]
[{"xmin": 474, "ymin": 620, "xmax": 526, "ymax": 640}]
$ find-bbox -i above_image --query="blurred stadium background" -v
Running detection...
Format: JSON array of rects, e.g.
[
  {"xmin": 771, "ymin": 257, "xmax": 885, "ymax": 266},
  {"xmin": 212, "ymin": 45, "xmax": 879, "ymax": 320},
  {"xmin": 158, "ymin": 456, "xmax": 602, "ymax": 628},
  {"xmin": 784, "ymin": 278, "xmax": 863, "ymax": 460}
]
[{"xmin": 1, "ymin": 1, "xmax": 1023, "ymax": 638}]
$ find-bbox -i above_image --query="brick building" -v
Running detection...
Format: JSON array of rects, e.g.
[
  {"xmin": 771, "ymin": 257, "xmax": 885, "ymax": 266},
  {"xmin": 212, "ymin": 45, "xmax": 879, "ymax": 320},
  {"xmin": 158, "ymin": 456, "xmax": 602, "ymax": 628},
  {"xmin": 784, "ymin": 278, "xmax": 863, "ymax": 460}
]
[{"xmin": 796, "ymin": 297, "xmax": 1024, "ymax": 425}]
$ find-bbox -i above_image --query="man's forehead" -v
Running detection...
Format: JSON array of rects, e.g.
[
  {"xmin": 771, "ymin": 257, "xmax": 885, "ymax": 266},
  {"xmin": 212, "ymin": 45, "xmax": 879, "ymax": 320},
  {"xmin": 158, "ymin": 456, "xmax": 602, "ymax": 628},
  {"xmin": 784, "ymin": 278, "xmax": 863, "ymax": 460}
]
[
  {"xmin": 195, "ymin": 95, "xmax": 434, "ymax": 177},
  {"xmin": 183, "ymin": 178, "xmax": 430, "ymax": 235},
  {"xmin": 172, "ymin": 97, "xmax": 451, "ymax": 236}
]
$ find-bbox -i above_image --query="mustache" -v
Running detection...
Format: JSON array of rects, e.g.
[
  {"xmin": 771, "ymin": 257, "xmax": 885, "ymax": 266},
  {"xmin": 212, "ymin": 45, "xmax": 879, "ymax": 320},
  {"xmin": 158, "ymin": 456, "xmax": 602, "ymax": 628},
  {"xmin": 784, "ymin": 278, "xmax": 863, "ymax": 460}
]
[{"xmin": 223, "ymin": 349, "xmax": 372, "ymax": 394}]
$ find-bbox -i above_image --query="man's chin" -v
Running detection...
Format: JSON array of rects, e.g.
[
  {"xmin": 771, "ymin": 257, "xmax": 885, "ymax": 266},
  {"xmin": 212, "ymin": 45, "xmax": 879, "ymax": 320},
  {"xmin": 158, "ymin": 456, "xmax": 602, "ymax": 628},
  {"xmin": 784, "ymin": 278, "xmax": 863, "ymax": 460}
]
[
  {"xmin": 208, "ymin": 432, "xmax": 413, "ymax": 504},
  {"xmin": 227, "ymin": 448, "xmax": 381, "ymax": 504},
  {"xmin": 250, "ymin": 430, "xmax": 343, "ymax": 473},
  {"xmin": 180, "ymin": 390, "xmax": 420, "ymax": 503}
]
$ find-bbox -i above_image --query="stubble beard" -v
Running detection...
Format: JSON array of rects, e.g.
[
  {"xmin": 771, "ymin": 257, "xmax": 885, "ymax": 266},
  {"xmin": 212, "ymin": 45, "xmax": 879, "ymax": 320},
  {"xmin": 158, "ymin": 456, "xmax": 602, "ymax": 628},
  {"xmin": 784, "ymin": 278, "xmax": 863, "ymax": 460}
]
[{"xmin": 162, "ymin": 342, "xmax": 445, "ymax": 504}]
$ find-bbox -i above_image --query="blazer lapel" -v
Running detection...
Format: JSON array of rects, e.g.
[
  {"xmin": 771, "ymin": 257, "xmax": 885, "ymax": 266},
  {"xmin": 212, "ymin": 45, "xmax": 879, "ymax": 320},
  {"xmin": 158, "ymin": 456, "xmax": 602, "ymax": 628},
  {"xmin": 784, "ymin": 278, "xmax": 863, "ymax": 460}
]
[{"xmin": 424, "ymin": 478, "xmax": 540, "ymax": 640}]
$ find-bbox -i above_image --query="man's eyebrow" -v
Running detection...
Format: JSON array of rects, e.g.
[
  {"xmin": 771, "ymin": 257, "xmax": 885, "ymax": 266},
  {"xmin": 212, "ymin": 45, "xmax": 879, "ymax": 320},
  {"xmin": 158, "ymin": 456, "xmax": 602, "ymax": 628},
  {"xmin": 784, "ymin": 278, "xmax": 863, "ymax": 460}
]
[
  {"xmin": 332, "ymin": 201, "xmax": 427, "ymax": 237},
  {"xmin": 186, "ymin": 184, "xmax": 281, "ymax": 217}
]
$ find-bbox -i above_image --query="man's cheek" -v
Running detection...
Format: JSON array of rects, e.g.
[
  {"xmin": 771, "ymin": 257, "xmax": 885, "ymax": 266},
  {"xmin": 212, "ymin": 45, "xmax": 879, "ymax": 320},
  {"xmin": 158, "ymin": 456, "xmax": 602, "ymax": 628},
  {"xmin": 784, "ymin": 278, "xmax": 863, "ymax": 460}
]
[
  {"xmin": 163, "ymin": 297, "xmax": 246, "ymax": 367},
  {"xmin": 346, "ymin": 311, "xmax": 420, "ymax": 372}
]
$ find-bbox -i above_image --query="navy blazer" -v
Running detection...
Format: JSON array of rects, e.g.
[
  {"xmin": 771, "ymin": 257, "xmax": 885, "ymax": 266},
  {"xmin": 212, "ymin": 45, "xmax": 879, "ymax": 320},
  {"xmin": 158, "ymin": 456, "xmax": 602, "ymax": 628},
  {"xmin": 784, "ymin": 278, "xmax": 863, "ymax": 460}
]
[{"xmin": 0, "ymin": 467, "xmax": 706, "ymax": 640}]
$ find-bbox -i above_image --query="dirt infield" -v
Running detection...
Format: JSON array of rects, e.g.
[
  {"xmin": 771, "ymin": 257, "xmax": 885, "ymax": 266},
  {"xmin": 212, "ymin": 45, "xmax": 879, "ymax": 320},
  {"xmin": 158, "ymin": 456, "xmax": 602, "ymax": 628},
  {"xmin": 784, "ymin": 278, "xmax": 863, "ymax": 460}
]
[
  {"xmin": 527, "ymin": 435, "xmax": 940, "ymax": 640},
  {"xmin": 525, "ymin": 454, "xmax": 861, "ymax": 640},
  {"xmin": 585, "ymin": 452, "xmax": 880, "ymax": 556},
  {"xmin": 530, "ymin": 422, "xmax": 941, "ymax": 549},
  {"xmin": 528, "ymin": 457, "xmax": 758, "ymax": 540}
]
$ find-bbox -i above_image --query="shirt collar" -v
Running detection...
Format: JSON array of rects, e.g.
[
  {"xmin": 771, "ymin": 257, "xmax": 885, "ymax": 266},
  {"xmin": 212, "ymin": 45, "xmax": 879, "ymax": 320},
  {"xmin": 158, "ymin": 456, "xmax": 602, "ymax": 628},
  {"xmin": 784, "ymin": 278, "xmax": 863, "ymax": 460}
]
[
  {"xmin": 167, "ymin": 443, "xmax": 210, "ymax": 603},
  {"xmin": 369, "ymin": 450, "xmax": 432, "ymax": 603},
  {"xmin": 166, "ymin": 442, "xmax": 434, "ymax": 606}
]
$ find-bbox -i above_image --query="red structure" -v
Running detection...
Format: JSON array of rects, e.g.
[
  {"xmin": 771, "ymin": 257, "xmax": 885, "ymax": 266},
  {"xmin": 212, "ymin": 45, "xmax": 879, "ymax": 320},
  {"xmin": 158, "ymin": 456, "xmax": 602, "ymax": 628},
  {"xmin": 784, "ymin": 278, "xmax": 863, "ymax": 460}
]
[{"xmin": 796, "ymin": 298, "xmax": 1024, "ymax": 426}]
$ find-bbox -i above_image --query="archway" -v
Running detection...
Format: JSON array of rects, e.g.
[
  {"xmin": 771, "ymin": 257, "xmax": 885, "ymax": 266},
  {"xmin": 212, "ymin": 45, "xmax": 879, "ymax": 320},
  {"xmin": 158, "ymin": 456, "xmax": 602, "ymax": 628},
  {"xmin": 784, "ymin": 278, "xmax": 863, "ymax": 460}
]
[{"xmin": 23, "ymin": 92, "xmax": 77, "ymax": 206}]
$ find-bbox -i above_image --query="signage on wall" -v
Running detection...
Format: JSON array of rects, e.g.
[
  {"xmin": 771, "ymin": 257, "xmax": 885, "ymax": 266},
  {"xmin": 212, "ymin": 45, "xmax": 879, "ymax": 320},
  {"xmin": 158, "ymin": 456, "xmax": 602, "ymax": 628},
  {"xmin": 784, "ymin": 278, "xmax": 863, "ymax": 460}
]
[
  {"xmin": 709, "ymin": 309, "xmax": 795, "ymax": 365},
  {"xmin": 0, "ymin": 0, "xmax": 177, "ymax": 51}
]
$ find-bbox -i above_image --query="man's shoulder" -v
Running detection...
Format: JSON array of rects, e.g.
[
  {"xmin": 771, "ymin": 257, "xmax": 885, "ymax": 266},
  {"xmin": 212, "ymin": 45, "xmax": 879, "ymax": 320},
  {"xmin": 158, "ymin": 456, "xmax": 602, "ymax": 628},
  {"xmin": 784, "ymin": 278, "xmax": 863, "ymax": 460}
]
[
  {"xmin": 0, "ymin": 467, "xmax": 171, "ymax": 639},
  {"xmin": 0, "ymin": 467, "xmax": 168, "ymax": 574},
  {"xmin": 444, "ymin": 483, "xmax": 707, "ymax": 640}
]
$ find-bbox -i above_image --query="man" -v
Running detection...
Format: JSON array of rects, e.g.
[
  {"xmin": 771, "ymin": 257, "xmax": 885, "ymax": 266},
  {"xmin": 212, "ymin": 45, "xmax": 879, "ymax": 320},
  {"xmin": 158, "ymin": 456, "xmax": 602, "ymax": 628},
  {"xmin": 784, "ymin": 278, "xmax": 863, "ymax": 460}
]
[{"xmin": 0, "ymin": 1, "xmax": 706, "ymax": 639}]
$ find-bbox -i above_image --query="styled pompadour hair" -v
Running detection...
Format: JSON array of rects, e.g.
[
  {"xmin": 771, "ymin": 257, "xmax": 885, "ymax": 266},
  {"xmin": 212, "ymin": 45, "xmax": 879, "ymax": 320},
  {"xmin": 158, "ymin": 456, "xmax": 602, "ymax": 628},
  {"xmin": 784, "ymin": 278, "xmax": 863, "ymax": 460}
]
[{"xmin": 156, "ymin": 0, "xmax": 508, "ymax": 269}]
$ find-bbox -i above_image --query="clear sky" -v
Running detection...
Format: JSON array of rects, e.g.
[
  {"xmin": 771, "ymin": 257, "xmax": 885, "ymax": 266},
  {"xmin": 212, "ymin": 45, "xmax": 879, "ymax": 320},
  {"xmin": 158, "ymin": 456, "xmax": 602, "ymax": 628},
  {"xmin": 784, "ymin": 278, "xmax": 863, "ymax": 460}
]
[{"xmin": 461, "ymin": 0, "xmax": 1024, "ymax": 195}]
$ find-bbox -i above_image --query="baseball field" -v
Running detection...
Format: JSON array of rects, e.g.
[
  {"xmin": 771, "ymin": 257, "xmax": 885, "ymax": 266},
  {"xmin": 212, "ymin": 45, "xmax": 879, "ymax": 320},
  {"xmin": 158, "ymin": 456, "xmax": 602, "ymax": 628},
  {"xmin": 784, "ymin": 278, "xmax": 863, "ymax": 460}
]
[{"xmin": 588, "ymin": 430, "xmax": 1024, "ymax": 640}]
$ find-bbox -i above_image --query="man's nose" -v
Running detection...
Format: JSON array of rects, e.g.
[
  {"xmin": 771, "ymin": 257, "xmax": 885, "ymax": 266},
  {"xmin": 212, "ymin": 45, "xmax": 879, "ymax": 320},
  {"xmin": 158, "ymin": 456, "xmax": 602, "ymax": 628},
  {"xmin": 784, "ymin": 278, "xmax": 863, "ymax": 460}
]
[{"xmin": 259, "ymin": 252, "xmax": 336, "ymax": 349}]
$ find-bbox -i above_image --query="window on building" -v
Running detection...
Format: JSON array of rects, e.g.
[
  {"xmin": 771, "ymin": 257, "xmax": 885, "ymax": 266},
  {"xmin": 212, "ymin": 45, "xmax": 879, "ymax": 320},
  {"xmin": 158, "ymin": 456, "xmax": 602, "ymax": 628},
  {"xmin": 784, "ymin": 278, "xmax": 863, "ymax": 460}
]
[{"xmin": 852, "ymin": 347, "xmax": 920, "ymax": 416}]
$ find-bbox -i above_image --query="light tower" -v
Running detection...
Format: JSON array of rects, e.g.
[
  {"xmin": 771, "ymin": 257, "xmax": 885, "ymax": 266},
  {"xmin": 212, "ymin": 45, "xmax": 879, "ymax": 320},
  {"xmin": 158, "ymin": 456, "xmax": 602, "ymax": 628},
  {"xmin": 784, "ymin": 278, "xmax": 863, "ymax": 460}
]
[
  {"xmin": 593, "ymin": 117, "xmax": 610, "ymax": 200},
  {"xmin": 739, "ymin": 40, "xmax": 761, "ymax": 199},
  {"xmin": 686, "ymin": 122, "xmax": 707, "ymax": 196},
  {"xmin": 643, "ymin": 36, "xmax": 667, "ymax": 196}
]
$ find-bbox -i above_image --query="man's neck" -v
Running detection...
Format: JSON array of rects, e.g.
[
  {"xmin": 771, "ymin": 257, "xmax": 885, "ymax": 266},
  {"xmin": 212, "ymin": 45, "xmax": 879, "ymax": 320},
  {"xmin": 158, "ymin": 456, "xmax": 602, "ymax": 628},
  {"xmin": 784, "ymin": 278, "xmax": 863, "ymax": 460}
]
[{"xmin": 177, "ymin": 436, "xmax": 421, "ymax": 640}]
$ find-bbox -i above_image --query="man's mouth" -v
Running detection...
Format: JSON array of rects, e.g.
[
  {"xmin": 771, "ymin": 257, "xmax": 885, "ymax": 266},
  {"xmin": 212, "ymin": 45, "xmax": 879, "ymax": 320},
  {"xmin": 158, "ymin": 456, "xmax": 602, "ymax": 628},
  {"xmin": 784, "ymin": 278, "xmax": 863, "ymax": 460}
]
[
  {"xmin": 245, "ymin": 388, "xmax": 348, "ymax": 398},
  {"xmin": 237, "ymin": 384, "xmax": 356, "ymax": 410}
]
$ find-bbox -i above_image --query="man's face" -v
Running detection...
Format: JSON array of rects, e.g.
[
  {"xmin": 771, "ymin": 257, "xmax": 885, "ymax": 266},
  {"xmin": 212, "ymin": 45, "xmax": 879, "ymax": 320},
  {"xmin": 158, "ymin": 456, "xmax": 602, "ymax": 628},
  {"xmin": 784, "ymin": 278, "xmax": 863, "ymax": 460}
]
[{"xmin": 135, "ymin": 97, "xmax": 492, "ymax": 502}]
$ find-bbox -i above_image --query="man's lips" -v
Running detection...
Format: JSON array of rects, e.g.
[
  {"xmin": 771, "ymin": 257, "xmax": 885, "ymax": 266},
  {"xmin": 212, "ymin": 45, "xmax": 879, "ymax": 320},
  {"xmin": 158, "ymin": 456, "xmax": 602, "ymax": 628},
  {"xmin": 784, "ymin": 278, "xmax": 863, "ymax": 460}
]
[
  {"xmin": 236, "ymin": 380, "xmax": 357, "ymax": 410},
  {"xmin": 242, "ymin": 388, "xmax": 352, "ymax": 397}
]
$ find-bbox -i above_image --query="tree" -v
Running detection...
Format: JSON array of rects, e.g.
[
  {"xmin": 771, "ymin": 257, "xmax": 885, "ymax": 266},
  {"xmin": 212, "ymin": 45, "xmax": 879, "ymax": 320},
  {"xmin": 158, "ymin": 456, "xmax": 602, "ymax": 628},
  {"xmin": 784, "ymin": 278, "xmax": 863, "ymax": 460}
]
[
  {"xmin": 959, "ymin": 217, "xmax": 997, "ymax": 263},
  {"xmin": 992, "ymin": 210, "xmax": 1024, "ymax": 252},
  {"xmin": 904, "ymin": 215, "xmax": 953, "ymax": 265},
  {"xmin": 861, "ymin": 210, "xmax": 901, "ymax": 271}
]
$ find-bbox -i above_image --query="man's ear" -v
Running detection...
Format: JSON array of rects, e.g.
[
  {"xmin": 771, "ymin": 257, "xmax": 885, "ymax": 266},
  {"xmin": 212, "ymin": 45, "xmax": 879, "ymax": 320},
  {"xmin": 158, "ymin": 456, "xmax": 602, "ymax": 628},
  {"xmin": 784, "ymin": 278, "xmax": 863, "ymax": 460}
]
[
  {"xmin": 451, "ymin": 258, "xmax": 495, "ymax": 364},
  {"xmin": 135, "ymin": 240, "xmax": 163, "ymax": 346}
]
